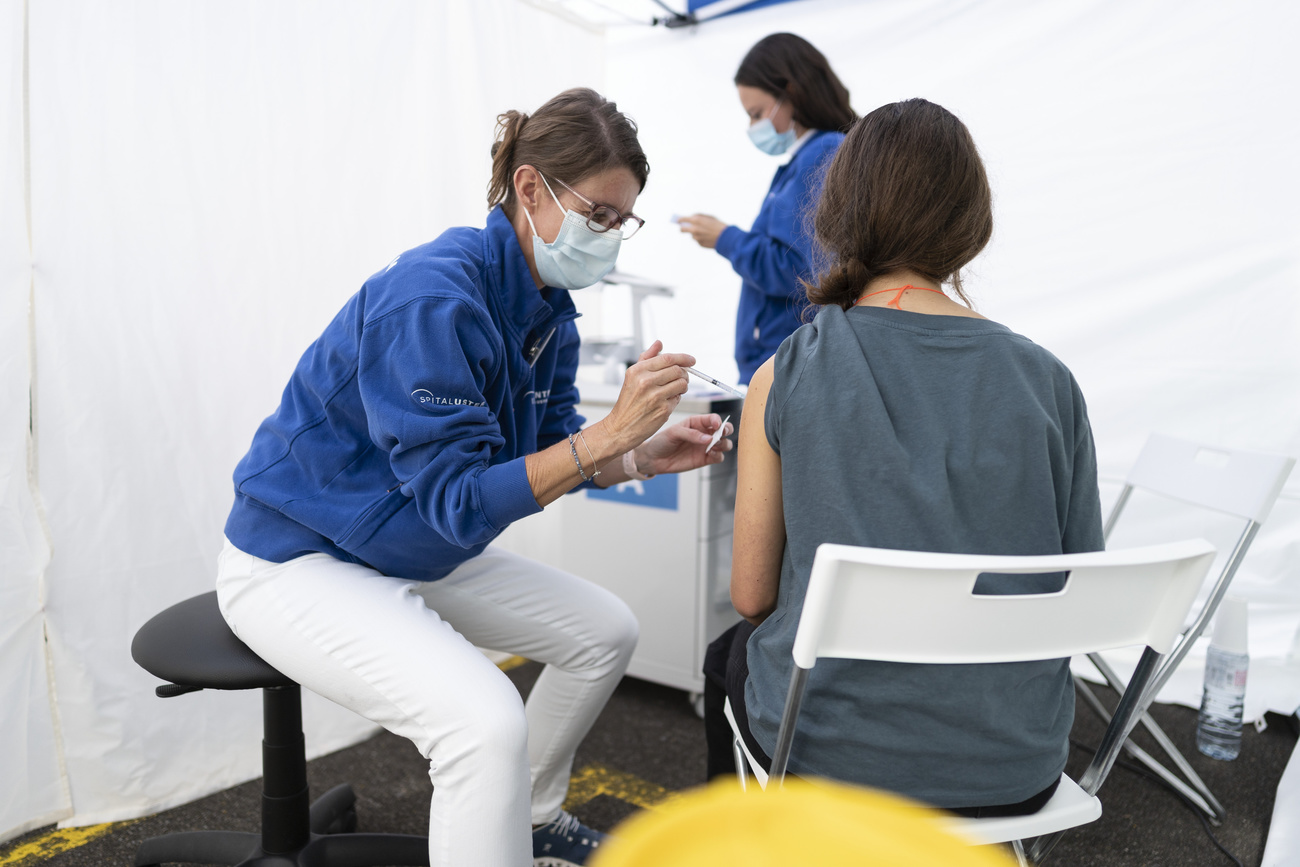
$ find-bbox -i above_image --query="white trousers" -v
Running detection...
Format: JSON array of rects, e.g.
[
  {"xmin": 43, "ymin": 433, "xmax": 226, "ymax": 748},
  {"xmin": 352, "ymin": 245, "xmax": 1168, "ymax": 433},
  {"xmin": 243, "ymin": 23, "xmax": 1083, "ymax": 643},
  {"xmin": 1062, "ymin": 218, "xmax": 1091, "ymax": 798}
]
[{"xmin": 215, "ymin": 539, "xmax": 638, "ymax": 867}]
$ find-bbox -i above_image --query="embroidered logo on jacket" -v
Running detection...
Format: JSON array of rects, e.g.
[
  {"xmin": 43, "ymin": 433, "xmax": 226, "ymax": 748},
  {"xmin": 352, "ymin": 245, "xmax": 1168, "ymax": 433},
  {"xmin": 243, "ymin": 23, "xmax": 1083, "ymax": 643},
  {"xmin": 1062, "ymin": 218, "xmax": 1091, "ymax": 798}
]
[{"xmin": 411, "ymin": 389, "xmax": 486, "ymax": 408}]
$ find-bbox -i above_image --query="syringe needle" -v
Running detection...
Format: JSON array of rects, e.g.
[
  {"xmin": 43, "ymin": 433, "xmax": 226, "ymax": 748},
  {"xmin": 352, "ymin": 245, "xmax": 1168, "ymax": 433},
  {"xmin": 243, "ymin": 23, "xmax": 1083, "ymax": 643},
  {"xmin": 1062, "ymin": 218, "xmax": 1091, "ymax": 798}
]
[{"xmin": 685, "ymin": 367, "xmax": 744, "ymax": 398}]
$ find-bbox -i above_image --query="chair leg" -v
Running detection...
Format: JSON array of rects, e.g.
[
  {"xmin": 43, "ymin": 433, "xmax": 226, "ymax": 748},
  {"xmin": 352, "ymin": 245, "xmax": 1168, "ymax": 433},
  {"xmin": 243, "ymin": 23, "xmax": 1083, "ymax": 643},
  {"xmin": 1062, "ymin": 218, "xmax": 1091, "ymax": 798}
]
[
  {"xmin": 1128, "ymin": 711, "xmax": 1224, "ymax": 822},
  {"xmin": 262, "ymin": 685, "xmax": 312, "ymax": 854},
  {"xmin": 309, "ymin": 784, "xmax": 358, "ymax": 835},
  {"xmin": 136, "ymin": 829, "xmax": 429, "ymax": 867},
  {"xmin": 299, "ymin": 832, "xmax": 431, "ymax": 866},
  {"xmin": 1010, "ymin": 839, "xmax": 1030, "ymax": 867},
  {"xmin": 134, "ymin": 829, "xmax": 259, "ymax": 866},
  {"xmin": 1076, "ymin": 677, "xmax": 1225, "ymax": 822},
  {"xmin": 1083, "ymin": 655, "xmax": 1226, "ymax": 820},
  {"xmin": 1026, "ymin": 830, "xmax": 1066, "ymax": 864},
  {"xmin": 731, "ymin": 736, "xmax": 749, "ymax": 791}
]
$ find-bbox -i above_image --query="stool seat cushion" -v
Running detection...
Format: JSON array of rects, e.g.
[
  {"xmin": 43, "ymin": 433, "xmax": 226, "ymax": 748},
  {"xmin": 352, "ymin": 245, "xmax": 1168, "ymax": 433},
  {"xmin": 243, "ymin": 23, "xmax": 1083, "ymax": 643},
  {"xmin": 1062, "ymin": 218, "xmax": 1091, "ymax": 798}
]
[{"xmin": 132, "ymin": 591, "xmax": 294, "ymax": 690}]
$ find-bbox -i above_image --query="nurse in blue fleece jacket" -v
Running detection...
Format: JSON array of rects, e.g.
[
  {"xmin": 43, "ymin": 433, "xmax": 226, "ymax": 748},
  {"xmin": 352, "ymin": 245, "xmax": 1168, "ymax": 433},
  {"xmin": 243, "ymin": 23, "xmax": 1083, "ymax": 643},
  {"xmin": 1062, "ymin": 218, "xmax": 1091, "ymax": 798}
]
[
  {"xmin": 216, "ymin": 89, "xmax": 731, "ymax": 867},
  {"xmin": 679, "ymin": 33, "xmax": 857, "ymax": 384}
]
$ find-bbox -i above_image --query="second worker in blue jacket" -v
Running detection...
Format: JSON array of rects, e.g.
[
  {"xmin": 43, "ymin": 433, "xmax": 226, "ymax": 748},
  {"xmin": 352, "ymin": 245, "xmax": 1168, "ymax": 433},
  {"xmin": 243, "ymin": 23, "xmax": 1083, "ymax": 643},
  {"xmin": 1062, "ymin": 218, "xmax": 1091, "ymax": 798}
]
[{"xmin": 679, "ymin": 33, "xmax": 857, "ymax": 384}]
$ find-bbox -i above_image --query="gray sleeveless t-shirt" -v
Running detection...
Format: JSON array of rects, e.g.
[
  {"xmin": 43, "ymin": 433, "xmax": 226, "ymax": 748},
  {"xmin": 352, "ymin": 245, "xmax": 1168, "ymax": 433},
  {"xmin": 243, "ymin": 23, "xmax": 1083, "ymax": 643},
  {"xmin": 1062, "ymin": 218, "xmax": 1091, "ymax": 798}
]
[{"xmin": 746, "ymin": 304, "xmax": 1104, "ymax": 808}]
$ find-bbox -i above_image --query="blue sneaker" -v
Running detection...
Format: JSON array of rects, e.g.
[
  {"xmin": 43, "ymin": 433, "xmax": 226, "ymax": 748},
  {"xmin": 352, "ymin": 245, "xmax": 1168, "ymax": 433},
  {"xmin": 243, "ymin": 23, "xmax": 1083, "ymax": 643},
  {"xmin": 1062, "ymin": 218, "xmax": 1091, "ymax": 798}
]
[{"xmin": 533, "ymin": 810, "xmax": 607, "ymax": 866}]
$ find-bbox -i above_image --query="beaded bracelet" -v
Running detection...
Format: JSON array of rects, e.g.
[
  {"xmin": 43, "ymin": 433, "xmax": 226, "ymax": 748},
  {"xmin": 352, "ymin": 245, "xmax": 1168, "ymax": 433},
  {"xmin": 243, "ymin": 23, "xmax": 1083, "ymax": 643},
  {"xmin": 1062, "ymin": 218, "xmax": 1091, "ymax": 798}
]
[{"xmin": 568, "ymin": 432, "xmax": 599, "ymax": 482}]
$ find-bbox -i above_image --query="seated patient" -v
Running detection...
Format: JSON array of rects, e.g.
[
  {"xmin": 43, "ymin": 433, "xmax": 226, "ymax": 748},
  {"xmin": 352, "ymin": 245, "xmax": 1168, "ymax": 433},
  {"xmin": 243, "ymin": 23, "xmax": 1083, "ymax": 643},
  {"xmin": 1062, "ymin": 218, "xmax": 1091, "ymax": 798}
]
[{"xmin": 704, "ymin": 98, "xmax": 1104, "ymax": 817}]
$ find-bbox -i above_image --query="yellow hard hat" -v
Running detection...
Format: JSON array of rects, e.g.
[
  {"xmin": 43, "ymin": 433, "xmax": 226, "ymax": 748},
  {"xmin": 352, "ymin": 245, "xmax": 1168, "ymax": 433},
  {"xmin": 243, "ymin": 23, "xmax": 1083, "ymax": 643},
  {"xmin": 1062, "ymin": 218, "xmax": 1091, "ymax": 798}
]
[{"xmin": 590, "ymin": 778, "xmax": 1017, "ymax": 867}]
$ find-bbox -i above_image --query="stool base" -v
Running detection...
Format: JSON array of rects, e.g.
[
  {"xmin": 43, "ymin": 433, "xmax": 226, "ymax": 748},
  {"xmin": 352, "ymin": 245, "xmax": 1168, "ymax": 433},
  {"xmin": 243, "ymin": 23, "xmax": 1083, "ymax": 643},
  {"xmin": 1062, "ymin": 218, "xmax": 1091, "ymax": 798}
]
[{"xmin": 134, "ymin": 784, "xmax": 428, "ymax": 867}]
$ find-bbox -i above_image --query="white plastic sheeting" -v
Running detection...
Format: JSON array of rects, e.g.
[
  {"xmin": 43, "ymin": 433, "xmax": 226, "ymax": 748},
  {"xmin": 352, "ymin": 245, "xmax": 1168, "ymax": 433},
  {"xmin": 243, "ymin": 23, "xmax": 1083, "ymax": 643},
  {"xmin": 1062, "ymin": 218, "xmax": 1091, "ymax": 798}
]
[
  {"xmin": 4, "ymin": 0, "xmax": 603, "ymax": 839},
  {"xmin": 604, "ymin": 0, "xmax": 1300, "ymax": 712},
  {"xmin": 2, "ymin": 0, "xmax": 1298, "ymax": 846},
  {"xmin": 1, "ymin": 0, "xmax": 66, "ymax": 841}
]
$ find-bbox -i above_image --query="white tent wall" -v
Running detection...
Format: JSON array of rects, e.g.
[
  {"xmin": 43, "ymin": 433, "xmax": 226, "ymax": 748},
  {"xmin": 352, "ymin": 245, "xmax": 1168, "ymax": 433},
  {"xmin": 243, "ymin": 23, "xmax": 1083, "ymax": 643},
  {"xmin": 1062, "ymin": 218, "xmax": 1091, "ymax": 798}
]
[
  {"xmin": 1, "ymin": 0, "xmax": 67, "ymax": 843},
  {"xmin": 9, "ymin": 0, "xmax": 604, "ymax": 835},
  {"xmin": 4, "ymin": 0, "xmax": 1298, "ymax": 843},
  {"xmin": 606, "ymin": 0, "xmax": 1300, "ymax": 714}
]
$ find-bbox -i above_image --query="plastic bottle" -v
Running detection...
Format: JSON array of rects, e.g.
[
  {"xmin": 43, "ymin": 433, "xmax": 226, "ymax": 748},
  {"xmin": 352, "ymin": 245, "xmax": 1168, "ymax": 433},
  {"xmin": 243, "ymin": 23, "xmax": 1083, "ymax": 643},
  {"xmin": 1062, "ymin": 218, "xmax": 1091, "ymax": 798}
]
[{"xmin": 1196, "ymin": 596, "xmax": 1249, "ymax": 760}]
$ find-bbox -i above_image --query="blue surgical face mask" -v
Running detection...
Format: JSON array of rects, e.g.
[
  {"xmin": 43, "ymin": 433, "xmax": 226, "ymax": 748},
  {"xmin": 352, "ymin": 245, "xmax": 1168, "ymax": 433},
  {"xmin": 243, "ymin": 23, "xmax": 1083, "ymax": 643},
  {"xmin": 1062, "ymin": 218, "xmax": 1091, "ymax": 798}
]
[
  {"xmin": 523, "ymin": 175, "xmax": 622, "ymax": 290},
  {"xmin": 747, "ymin": 100, "xmax": 797, "ymax": 156}
]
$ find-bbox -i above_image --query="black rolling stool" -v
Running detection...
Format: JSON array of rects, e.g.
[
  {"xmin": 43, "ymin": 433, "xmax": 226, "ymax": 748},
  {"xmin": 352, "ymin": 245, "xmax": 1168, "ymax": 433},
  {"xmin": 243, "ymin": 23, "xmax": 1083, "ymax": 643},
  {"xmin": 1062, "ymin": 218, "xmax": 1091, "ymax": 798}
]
[{"xmin": 130, "ymin": 591, "xmax": 429, "ymax": 867}]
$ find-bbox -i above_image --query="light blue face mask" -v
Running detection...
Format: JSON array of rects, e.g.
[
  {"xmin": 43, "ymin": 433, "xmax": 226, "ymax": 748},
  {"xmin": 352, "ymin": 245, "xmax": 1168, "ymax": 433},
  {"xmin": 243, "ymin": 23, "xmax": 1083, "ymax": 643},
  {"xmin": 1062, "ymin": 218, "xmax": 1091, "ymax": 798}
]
[
  {"xmin": 523, "ymin": 175, "xmax": 622, "ymax": 290},
  {"xmin": 747, "ymin": 99, "xmax": 797, "ymax": 156}
]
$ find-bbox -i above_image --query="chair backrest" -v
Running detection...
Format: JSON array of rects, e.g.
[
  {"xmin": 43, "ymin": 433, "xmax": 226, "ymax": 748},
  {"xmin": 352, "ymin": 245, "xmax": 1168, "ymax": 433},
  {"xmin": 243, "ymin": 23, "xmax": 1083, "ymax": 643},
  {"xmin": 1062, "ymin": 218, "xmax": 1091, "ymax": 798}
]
[
  {"xmin": 1122, "ymin": 434, "xmax": 1294, "ymax": 525},
  {"xmin": 792, "ymin": 540, "xmax": 1217, "ymax": 670},
  {"xmin": 1097, "ymin": 434, "xmax": 1294, "ymax": 709}
]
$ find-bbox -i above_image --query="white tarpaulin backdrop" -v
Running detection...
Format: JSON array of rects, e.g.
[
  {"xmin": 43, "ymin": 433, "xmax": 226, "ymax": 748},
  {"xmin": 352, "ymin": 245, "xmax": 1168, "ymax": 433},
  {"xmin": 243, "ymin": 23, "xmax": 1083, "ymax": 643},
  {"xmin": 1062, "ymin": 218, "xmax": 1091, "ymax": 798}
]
[
  {"xmin": 3, "ymin": 0, "xmax": 605, "ymax": 838},
  {"xmin": 2, "ymin": 0, "xmax": 1297, "ymax": 845},
  {"xmin": 605, "ymin": 0, "xmax": 1300, "ymax": 708},
  {"xmin": 2, "ymin": 0, "xmax": 63, "ymax": 841}
]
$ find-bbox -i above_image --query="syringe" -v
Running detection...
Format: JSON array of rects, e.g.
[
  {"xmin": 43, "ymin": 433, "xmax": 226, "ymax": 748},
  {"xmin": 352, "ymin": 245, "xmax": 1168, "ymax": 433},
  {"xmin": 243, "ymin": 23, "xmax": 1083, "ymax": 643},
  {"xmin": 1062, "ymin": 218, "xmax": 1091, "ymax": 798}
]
[{"xmin": 685, "ymin": 367, "xmax": 744, "ymax": 398}]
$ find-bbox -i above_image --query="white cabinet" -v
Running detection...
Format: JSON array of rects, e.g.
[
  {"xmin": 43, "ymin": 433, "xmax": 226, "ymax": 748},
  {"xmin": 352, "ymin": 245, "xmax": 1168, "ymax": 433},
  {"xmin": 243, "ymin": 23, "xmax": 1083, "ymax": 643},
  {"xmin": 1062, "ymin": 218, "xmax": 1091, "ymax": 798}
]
[{"xmin": 494, "ymin": 385, "xmax": 742, "ymax": 697}]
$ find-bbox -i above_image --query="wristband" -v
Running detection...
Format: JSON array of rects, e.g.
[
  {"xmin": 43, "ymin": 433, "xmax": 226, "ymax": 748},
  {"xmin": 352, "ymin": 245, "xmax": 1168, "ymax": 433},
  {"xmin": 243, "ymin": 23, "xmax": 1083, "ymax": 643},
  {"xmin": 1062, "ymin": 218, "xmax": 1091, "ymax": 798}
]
[{"xmin": 622, "ymin": 449, "xmax": 655, "ymax": 481}]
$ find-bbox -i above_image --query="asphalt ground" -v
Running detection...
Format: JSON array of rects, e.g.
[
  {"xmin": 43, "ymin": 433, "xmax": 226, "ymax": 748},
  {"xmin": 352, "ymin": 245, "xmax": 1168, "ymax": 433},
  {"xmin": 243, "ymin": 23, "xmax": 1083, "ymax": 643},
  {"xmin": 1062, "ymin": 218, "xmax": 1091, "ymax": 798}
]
[{"xmin": 4, "ymin": 660, "xmax": 1295, "ymax": 867}]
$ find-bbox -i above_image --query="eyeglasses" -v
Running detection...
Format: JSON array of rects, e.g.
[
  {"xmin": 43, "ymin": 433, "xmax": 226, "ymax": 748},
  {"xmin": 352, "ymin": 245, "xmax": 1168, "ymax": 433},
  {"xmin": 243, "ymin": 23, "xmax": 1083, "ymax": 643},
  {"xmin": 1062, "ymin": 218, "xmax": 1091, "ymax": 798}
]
[{"xmin": 548, "ymin": 175, "xmax": 645, "ymax": 240}]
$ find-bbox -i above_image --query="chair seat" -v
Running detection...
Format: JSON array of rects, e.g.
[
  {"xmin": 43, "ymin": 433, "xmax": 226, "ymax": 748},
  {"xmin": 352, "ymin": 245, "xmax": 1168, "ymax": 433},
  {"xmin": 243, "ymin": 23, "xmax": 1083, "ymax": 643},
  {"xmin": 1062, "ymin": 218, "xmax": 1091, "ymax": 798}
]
[
  {"xmin": 941, "ymin": 775, "xmax": 1101, "ymax": 845},
  {"xmin": 724, "ymin": 697, "xmax": 1101, "ymax": 846},
  {"xmin": 131, "ymin": 591, "xmax": 293, "ymax": 690}
]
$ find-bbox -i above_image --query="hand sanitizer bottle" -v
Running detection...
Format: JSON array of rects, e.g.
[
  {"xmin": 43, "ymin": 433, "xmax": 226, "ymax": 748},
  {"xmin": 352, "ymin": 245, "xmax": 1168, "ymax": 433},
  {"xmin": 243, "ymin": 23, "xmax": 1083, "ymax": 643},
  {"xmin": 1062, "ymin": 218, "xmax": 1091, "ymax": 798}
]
[{"xmin": 1196, "ymin": 596, "xmax": 1249, "ymax": 760}]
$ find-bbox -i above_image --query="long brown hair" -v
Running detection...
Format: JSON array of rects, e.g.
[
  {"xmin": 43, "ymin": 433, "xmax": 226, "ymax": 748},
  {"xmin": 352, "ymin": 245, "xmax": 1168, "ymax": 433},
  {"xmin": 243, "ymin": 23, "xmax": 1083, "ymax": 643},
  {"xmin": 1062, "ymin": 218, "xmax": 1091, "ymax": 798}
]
[
  {"xmin": 734, "ymin": 33, "xmax": 856, "ymax": 133},
  {"xmin": 806, "ymin": 99, "xmax": 993, "ymax": 310},
  {"xmin": 487, "ymin": 88, "xmax": 649, "ymax": 215}
]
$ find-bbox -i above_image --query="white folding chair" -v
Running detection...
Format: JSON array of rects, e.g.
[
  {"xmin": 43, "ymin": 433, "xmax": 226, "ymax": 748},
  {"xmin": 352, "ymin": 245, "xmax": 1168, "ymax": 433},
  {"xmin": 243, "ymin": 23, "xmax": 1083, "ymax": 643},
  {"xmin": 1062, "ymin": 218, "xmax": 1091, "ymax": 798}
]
[
  {"xmin": 1077, "ymin": 433, "xmax": 1295, "ymax": 823},
  {"xmin": 724, "ymin": 539, "xmax": 1217, "ymax": 865}
]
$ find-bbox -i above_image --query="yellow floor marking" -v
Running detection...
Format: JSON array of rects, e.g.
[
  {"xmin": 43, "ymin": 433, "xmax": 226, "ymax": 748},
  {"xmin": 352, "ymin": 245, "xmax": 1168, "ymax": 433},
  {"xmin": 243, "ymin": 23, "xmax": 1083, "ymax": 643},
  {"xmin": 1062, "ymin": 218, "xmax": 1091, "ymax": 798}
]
[
  {"xmin": 563, "ymin": 764, "xmax": 681, "ymax": 812},
  {"xmin": 0, "ymin": 820, "xmax": 139, "ymax": 867},
  {"xmin": 496, "ymin": 655, "xmax": 529, "ymax": 672},
  {"xmin": 0, "ymin": 761, "xmax": 665, "ymax": 865}
]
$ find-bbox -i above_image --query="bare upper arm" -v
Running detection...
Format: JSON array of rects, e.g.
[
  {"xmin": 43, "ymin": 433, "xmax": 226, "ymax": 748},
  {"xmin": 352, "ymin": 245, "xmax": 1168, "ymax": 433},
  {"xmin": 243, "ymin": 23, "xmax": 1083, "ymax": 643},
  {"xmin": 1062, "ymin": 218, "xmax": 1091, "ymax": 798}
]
[{"xmin": 731, "ymin": 357, "xmax": 785, "ymax": 623}]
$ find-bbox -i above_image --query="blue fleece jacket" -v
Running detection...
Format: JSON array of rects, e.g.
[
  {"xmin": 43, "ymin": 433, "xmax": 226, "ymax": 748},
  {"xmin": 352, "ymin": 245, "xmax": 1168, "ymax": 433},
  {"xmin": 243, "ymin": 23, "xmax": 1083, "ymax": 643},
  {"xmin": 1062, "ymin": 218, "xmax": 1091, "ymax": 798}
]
[
  {"xmin": 224, "ymin": 206, "xmax": 585, "ymax": 581},
  {"xmin": 715, "ymin": 130, "xmax": 844, "ymax": 384}
]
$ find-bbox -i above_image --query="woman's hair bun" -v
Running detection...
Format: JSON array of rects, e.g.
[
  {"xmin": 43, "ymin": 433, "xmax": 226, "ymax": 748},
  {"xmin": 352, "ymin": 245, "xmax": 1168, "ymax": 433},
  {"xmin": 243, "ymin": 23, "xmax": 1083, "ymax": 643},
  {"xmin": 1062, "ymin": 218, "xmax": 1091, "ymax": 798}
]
[
  {"xmin": 804, "ymin": 257, "xmax": 871, "ymax": 310},
  {"xmin": 491, "ymin": 110, "xmax": 529, "ymax": 160}
]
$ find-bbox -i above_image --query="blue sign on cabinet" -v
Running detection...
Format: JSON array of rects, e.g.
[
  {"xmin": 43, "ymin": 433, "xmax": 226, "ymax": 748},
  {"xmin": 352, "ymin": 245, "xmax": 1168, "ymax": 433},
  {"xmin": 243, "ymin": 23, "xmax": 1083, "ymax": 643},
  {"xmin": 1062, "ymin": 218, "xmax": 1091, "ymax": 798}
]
[{"xmin": 586, "ymin": 473, "xmax": 679, "ymax": 511}]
